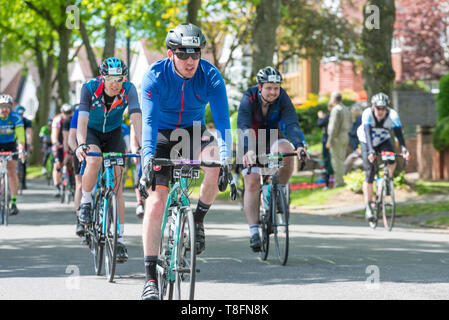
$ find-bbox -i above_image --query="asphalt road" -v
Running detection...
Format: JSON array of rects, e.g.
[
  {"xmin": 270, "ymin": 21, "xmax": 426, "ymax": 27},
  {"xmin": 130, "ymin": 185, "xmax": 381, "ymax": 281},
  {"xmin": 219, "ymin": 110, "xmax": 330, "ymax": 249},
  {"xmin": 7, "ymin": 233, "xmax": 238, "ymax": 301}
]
[{"xmin": 1, "ymin": 178, "xmax": 449, "ymax": 301}]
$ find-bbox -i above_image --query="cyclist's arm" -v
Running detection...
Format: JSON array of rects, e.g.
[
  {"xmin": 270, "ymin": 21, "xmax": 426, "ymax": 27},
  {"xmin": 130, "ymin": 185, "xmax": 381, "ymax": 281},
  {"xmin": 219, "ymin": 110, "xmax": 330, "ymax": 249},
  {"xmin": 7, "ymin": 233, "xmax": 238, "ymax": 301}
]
[
  {"xmin": 77, "ymin": 85, "xmax": 91, "ymax": 146},
  {"xmin": 390, "ymin": 110, "xmax": 407, "ymax": 150},
  {"xmin": 237, "ymin": 90, "xmax": 256, "ymax": 155},
  {"xmin": 15, "ymin": 125, "xmax": 25, "ymax": 145},
  {"xmin": 141, "ymin": 69, "xmax": 160, "ymax": 165},
  {"xmin": 363, "ymin": 125, "xmax": 374, "ymax": 154},
  {"xmin": 68, "ymin": 128, "xmax": 77, "ymax": 152},
  {"xmin": 127, "ymin": 84, "xmax": 143, "ymax": 150},
  {"xmin": 279, "ymin": 91, "xmax": 305, "ymax": 148},
  {"xmin": 208, "ymin": 70, "xmax": 231, "ymax": 162}
]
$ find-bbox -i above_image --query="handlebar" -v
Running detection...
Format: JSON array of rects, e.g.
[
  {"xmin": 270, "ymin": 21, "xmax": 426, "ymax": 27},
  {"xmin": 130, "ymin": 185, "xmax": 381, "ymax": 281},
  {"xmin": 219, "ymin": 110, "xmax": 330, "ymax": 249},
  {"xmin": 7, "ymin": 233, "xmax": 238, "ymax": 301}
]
[{"xmin": 80, "ymin": 152, "xmax": 141, "ymax": 175}]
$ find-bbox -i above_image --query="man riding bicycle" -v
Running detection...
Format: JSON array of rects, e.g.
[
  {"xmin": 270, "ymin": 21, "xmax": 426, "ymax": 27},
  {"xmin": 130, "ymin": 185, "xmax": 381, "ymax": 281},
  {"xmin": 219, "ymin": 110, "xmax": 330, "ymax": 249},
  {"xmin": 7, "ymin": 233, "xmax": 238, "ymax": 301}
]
[
  {"xmin": 0, "ymin": 94, "xmax": 26, "ymax": 215},
  {"xmin": 75, "ymin": 57, "xmax": 143, "ymax": 263},
  {"xmin": 237, "ymin": 66, "xmax": 308, "ymax": 253},
  {"xmin": 51, "ymin": 103, "xmax": 73, "ymax": 197},
  {"xmin": 356, "ymin": 92, "xmax": 410, "ymax": 222},
  {"xmin": 138, "ymin": 23, "xmax": 232, "ymax": 300}
]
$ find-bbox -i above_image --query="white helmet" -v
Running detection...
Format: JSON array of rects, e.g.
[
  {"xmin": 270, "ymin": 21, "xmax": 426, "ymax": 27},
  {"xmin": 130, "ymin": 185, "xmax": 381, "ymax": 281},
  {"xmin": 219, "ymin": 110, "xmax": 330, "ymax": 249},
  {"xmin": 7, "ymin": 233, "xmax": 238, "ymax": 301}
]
[
  {"xmin": 0, "ymin": 94, "xmax": 13, "ymax": 106},
  {"xmin": 61, "ymin": 103, "xmax": 72, "ymax": 113}
]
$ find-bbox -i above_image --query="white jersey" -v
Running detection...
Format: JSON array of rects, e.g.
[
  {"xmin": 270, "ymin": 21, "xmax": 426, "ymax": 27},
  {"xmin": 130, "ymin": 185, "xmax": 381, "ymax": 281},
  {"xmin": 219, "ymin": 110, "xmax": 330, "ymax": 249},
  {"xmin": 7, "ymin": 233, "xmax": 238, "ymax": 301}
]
[{"xmin": 356, "ymin": 107, "xmax": 402, "ymax": 147}]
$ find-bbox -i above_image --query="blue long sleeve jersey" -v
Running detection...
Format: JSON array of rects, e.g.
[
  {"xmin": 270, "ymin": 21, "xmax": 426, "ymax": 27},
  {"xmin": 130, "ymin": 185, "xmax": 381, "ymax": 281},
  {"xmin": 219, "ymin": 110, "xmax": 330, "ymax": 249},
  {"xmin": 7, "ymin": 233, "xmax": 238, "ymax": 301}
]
[{"xmin": 141, "ymin": 58, "xmax": 232, "ymax": 165}]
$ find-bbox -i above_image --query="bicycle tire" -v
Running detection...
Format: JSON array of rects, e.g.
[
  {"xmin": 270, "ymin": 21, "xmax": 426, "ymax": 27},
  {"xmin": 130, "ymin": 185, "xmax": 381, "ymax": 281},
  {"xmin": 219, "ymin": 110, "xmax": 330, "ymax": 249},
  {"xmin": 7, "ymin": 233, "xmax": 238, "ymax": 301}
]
[
  {"xmin": 174, "ymin": 207, "xmax": 196, "ymax": 300},
  {"xmin": 273, "ymin": 186, "xmax": 289, "ymax": 265},
  {"xmin": 382, "ymin": 177, "xmax": 395, "ymax": 231},
  {"xmin": 0, "ymin": 174, "xmax": 7, "ymax": 226},
  {"xmin": 259, "ymin": 196, "xmax": 270, "ymax": 261},
  {"xmin": 158, "ymin": 207, "xmax": 174, "ymax": 300},
  {"xmin": 91, "ymin": 188, "xmax": 104, "ymax": 275},
  {"xmin": 104, "ymin": 192, "xmax": 118, "ymax": 282}
]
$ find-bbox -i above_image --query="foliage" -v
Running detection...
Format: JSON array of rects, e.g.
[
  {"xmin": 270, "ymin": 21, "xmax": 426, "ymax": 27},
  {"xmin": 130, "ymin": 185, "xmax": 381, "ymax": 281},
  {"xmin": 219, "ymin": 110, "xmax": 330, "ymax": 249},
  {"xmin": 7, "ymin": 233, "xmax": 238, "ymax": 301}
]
[
  {"xmin": 393, "ymin": 80, "xmax": 430, "ymax": 92},
  {"xmin": 433, "ymin": 73, "xmax": 449, "ymax": 151},
  {"xmin": 432, "ymin": 116, "xmax": 449, "ymax": 152},
  {"xmin": 395, "ymin": 0, "xmax": 449, "ymax": 81},
  {"xmin": 343, "ymin": 169, "xmax": 365, "ymax": 193}
]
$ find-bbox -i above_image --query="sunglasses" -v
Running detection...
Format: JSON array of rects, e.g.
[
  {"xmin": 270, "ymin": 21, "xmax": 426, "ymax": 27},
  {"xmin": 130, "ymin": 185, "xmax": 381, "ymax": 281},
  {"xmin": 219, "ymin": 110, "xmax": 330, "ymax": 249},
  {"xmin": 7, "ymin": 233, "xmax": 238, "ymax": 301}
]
[
  {"xmin": 173, "ymin": 50, "xmax": 201, "ymax": 60},
  {"xmin": 103, "ymin": 75, "xmax": 124, "ymax": 82},
  {"xmin": 374, "ymin": 106, "xmax": 387, "ymax": 111},
  {"xmin": 0, "ymin": 104, "xmax": 11, "ymax": 109}
]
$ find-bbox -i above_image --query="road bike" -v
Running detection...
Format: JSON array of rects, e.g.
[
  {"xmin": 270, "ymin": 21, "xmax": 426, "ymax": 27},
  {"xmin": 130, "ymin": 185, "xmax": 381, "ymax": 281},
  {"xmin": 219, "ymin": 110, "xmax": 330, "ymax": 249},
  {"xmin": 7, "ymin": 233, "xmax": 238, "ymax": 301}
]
[
  {"xmin": 257, "ymin": 151, "xmax": 306, "ymax": 265},
  {"xmin": 154, "ymin": 158, "xmax": 235, "ymax": 300},
  {"xmin": 0, "ymin": 151, "xmax": 24, "ymax": 226},
  {"xmin": 369, "ymin": 151, "xmax": 406, "ymax": 231},
  {"xmin": 81, "ymin": 152, "xmax": 139, "ymax": 282}
]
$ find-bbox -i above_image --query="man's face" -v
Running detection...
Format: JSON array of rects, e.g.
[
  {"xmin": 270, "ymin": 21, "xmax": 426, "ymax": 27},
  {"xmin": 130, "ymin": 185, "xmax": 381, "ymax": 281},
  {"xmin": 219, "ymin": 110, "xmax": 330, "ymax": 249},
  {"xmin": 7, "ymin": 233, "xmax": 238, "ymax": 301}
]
[
  {"xmin": 0, "ymin": 104, "xmax": 11, "ymax": 118},
  {"xmin": 372, "ymin": 105, "xmax": 387, "ymax": 120},
  {"xmin": 103, "ymin": 75, "xmax": 124, "ymax": 96},
  {"xmin": 169, "ymin": 48, "xmax": 201, "ymax": 79},
  {"xmin": 258, "ymin": 82, "xmax": 281, "ymax": 103}
]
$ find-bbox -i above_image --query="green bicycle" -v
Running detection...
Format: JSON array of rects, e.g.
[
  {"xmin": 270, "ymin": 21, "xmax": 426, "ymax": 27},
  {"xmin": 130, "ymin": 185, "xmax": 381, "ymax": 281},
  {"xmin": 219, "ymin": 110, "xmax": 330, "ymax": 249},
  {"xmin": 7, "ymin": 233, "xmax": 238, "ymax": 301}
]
[{"xmin": 152, "ymin": 158, "xmax": 235, "ymax": 300}]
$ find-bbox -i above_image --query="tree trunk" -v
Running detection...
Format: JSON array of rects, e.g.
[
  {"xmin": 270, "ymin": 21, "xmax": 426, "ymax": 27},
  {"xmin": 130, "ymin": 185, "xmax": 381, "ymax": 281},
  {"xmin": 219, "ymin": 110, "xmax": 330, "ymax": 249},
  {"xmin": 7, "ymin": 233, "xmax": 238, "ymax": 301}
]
[
  {"xmin": 79, "ymin": 19, "xmax": 99, "ymax": 77},
  {"xmin": 56, "ymin": 25, "xmax": 71, "ymax": 106},
  {"xmin": 360, "ymin": 0, "xmax": 396, "ymax": 101},
  {"xmin": 251, "ymin": 0, "xmax": 281, "ymax": 79},
  {"xmin": 187, "ymin": 0, "xmax": 202, "ymax": 27},
  {"xmin": 103, "ymin": 15, "xmax": 116, "ymax": 61},
  {"xmin": 31, "ymin": 37, "xmax": 54, "ymax": 165}
]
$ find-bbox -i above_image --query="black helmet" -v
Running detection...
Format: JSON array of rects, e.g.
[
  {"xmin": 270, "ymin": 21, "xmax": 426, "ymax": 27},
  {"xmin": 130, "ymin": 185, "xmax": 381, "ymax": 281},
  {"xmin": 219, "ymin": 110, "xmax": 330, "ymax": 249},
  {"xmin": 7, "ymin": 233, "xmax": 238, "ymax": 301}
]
[
  {"xmin": 256, "ymin": 66, "xmax": 283, "ymax": 84},
  {"xmin": 99, "ymin": 57, "xmax": 128, "ymax": 76},
  {"xmin": 165, "ymin": 23, "xmax": 206, "ymax": 50},
  {"xmin": 371, "ymin": 92, "xmax": 390, "ymax": 107}
]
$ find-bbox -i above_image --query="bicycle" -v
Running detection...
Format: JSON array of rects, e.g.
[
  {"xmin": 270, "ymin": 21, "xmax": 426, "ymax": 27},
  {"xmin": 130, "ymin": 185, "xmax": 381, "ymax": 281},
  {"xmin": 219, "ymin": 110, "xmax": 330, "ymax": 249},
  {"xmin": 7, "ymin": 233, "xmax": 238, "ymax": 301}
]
[
  {"xmin": 0, "ymin": 151, "xmax": 23, "ymax": 226},
  {"xmin": 256, "ymin": 151, "xmax": 306, "ymax": 265},
  {"xmin": 60, "ymin": 162, "xmax": 75, "ymax": 204},
  {"xmin": 152, "ymin": 158, "xmax": 235, "ymax": 300},
  {"xmin": 81, "ymin": 151, "xmax": 140, "ymax": 282},
  {"xmin": 369, "ymin": 151, "xmax": 406, "ymax": 231}
]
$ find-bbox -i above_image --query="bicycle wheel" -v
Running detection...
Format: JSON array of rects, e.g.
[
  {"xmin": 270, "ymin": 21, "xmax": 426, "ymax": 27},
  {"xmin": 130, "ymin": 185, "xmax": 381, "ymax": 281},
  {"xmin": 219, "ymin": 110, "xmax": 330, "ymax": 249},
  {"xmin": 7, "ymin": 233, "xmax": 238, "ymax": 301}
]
[
  {"xmin": 382, "ymin": 177, "xmax": 395, "ymax": 231},
  {"xmin": 0, "ymin": 174, "xmax": 7, "ymax": 226},
  {"xmin": 259, "ymin": 189, "xmax": 270, "ymax": 261},
  {"xmin": 104, "ymin": 192, "xmax": 118, "ymax": 282},
  {"xmin": 174, "ymin": 206, "xmax": 196, "ymax": 300},
  {"xmin": 90, "ymin": 188, "xmax": 104, "ymax": 275},
  {"xmin": 273, "ymin": 186, "xmax": 289, "ymax": 265},
  {"xmin": 157, "ymin": 207, "xmax": 175, "ymax": 300}
]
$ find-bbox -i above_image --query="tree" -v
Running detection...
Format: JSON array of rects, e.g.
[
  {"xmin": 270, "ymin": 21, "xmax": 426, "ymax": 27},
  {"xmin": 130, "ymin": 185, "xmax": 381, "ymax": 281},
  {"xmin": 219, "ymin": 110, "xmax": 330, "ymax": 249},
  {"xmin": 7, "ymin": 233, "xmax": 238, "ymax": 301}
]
[
  {"xmin": 251, "ymin": 0, "xmax": 281, "ymax": 77},
  {"xmin": 187, "ymin": 0, "xmax": 202, "ymax": 26},
  {"xmin": 359, "ymin": 0, "xmax": 396, "ymax": 100},
  {"xmin": 395, "ymin": 0, "xmax": 449, "ymax": 81},
  {"xmin": 278, "ymin": 0, "xmax": 357, "ymax": 66}
]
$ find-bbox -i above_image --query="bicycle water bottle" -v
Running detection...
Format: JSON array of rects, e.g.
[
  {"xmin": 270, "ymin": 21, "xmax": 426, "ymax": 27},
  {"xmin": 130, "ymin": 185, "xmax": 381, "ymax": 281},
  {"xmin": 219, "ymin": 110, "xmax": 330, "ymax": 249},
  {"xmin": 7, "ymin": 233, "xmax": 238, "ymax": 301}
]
[
  {"xmin": 377, "ymin": 176, "xmax": 383, "ymax": 194},
  {"xmin": 262, "ymin": 184, "xmax": 271, "ymax": 210}
]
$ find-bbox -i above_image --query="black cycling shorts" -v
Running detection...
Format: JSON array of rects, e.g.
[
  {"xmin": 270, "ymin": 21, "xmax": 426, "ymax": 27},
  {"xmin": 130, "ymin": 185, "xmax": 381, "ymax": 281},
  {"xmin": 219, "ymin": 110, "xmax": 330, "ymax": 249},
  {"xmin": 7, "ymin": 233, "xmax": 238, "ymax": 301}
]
[
  {"xmin": 361, "ymin": 139, "xmax": 395, "ymax": 183},
  {"xmin": 153, "ymin": 125, "xmax": 217, "ymax": 188},
  {"xmin": 0, "ymin": 142, "xmax": 18, "ymax": 161},
  {"xmin": 86, "ymin": 126, "xmax": 126, "ymax": 153}
]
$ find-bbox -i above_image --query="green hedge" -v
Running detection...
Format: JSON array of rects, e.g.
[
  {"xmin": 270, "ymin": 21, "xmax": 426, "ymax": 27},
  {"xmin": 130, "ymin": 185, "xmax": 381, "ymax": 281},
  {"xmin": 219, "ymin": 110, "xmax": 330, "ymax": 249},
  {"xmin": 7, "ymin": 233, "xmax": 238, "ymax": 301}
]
[{"xmin": 433, "ymin": 73, "xmax": 449, "ymax": 151}]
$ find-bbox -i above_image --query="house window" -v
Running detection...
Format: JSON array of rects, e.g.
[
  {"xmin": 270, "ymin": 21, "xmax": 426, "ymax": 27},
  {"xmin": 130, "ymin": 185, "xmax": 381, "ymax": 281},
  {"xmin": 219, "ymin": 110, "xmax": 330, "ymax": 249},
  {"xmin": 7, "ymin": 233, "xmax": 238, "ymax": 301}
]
[{"xmin": 282, "ymin": 55, "xmax": 299, "ymax": 74}]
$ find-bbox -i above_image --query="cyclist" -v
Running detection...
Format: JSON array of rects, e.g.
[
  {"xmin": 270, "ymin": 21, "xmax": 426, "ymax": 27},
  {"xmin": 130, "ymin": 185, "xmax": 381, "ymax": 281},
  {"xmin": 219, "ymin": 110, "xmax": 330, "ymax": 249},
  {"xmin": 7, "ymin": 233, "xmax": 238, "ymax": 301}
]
[
  {"xmin": 68, "ymin": 107, "xmax": 85, "ymax": 238},
  {"xmin": 16, "ymin": 105, "xmax": 33, "ymax": 190},
  {"xmin": 138, "ymin": 23, "xmax": 232, "ymax": 300},
  {"xmin": 75, "ymin": 57, "xmax": 142, "ymax": 263},
  {"xmin": 356, "ymin": 92, "xmax": 410, "ymax": 222},
  {"xmin": 39, "ymin": 119, "xmax": 52, "ymax": 175},
  {"xmin": 0, "ymin": 94, "xmax": 26, "ymax": 215},
  {"xmin": 237, "ymin": 66, "xmax": 308, "ymax": 253},
  {"xmin": 51, "ymin": 103, "xmax": 73, "ymax": 197}
]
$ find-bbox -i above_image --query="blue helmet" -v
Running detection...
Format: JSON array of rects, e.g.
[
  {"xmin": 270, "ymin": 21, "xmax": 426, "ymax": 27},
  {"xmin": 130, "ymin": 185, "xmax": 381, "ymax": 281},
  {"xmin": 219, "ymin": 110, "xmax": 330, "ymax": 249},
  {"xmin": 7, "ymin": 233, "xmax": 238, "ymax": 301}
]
[
  {"xmin": 16, "ymin": 105, "xmax": 26, "ymax": 114},
  {"xmin": 100, "ymin": 57, "xmax": 128, "ymax": 76}
]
